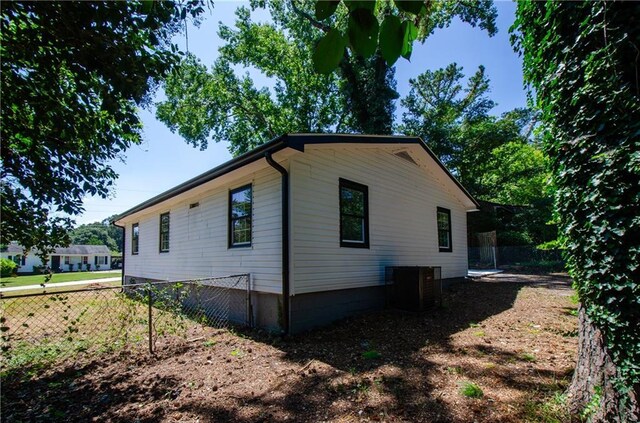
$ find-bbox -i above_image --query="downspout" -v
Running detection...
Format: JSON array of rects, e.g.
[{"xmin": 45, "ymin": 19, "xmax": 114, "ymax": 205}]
[
  {"xmin": 112, "ymin": 222, "xmax": 126, "ymax": 286},
  {"xmin": 265, "ymin": 152, "xmax": 290, "ymax": 335}
]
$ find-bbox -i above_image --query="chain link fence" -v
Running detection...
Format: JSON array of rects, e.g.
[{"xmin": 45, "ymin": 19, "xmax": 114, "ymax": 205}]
[{"xmin": 0, "ymin": 274, "xmax": 251, "ymax": 374}]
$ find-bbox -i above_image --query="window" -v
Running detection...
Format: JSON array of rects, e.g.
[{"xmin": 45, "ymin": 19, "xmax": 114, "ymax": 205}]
[
  {"xmin": 437, "ymin": 207, "xmax": 452, "ymax": 252},
  {"xmin": 229, "ymin": 184, "xmax": 252, "ymax": 248},
  {"xmin": 64, "ymin": 256, "xmax": 70, "ymax": 265},
  {"xmin": 95, "ymin": 256, "xmax": 108, "ymax": 265},
  {"xmin": 82, "ymin": 256, "xmax": 88, "ymax": 265},
  {"xmin": 339, "ymin": 178, "xmax": 369, "ymax": 248},
  {"xmin": 132, "ymin": 223, "xmax": 139, "ymax": 255},
  {"xmin": 159, "ymin": 213, "xmax": 170, "ymax": 252}
]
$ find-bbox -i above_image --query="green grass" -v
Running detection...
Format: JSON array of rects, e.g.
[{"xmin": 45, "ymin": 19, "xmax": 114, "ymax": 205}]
[
  {"xmin": 0, "ymin": 280, "xmax": 122, "ymax": 297},
  {"xmin": 459, "ymin": 381, "xmax": 484, "ymax": 398},
  {"xmin": 1, "ymin": 271, "xmax": 121, "ymax": 287}
]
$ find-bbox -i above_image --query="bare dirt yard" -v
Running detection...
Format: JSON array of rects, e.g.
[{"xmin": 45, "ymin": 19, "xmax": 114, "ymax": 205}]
[{"xmin": 2, "ymin": 272, "xmax": 578, "ymax": 422}]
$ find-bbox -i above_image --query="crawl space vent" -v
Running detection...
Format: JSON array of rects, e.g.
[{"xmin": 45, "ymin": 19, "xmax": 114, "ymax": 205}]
[{"xmin": 394, "ymin": 151, "xmax": 419, "ymax": 166}]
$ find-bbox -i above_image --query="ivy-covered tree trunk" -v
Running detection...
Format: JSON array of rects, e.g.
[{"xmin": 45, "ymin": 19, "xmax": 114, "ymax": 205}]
[
  {"xmin": 513, "ymin": 2, "xmax": 640, "ymax": 421},
  {"xmin": 571, "ymin": 306, "xmax": 639, "ymax": 421}
]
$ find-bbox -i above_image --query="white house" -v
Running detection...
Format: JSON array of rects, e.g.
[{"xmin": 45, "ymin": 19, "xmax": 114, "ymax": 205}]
[
  {"xmin": 1, "ymin": 243, "xmax": 111, "ymax": 273},
  {"xmin": 113, "ymin": 134, "xmax": 479, "ymax": 333}
]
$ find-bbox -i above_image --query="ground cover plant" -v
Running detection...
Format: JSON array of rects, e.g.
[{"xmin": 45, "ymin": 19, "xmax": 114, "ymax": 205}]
[{"xmin": 2, "ymin": 272, "xmax": 578, "ymax": 422}]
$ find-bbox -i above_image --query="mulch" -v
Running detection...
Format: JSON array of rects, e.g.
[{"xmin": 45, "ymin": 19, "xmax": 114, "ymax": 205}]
[{"xmin": 1, "ymin": 272, "xmax": 577, "ymax": 422}]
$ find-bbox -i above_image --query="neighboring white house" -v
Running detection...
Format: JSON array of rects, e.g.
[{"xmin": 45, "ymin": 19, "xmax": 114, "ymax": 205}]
[
  {"xmin": 113, "ymin": 134, "xmax": 479, "ymax": 333},
  {"xmin": 1, "ymin": 243, "xmax": 111, "ymax": 273}
]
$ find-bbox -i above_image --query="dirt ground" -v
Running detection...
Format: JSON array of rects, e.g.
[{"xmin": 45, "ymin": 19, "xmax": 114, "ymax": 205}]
[{"xmin": 1, "ymin": 272, "xmax": 578, "ymax": 422}]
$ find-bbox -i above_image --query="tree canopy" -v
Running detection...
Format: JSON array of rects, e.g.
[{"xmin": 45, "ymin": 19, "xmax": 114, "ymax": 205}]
[
  {"xmin": 398, "ymin": 64, "xmax": 548, "ymax": 206},
  {"xmin": 157, "ymin": 3, "xmax": 345, "ymax": 156},
  {"xmin": 69, "ymin": 216, "xmax": 123, "ymax": 254},
  {"xmin": 0, "ymin": 1, "xmax": 205, "ymax": 255},
  {"xmin": 158, "ymin": 0, "xmax": 497, "ymax": 155}
]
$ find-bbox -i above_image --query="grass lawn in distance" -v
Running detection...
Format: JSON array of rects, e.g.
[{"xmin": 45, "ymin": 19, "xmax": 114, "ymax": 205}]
[{"xmin": 0, "ymin": 271, "xmax": 122, "ymax": 288}]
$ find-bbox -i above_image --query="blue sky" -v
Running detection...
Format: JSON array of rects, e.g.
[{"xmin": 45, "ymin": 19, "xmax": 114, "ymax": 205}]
[{"xmin": 78, "ymin": 0, "xmax": 526, "ymax": 225}]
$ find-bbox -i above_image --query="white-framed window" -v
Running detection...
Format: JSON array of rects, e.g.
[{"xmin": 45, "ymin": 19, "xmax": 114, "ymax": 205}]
[
  {"xmin": 82, "ymin": 256, "xmax": 88, "ymax": 265},
  {"xmin": 64, "ymin": 256, "xmax": 70, "ymax": 265}
]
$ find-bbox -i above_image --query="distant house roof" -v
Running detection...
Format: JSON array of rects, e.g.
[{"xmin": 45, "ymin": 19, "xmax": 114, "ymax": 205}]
[
  {"xmin": 113, "ymin": 133, "xmax": 480, "ymax": 223},
  {"xmin": 2, "ymin": 242, "xmax": 110, "ymax": 255}
]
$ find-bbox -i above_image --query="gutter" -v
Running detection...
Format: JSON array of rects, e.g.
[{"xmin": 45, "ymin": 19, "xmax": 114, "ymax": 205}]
[
  {"xmin": 265, "ymin": 152, "xmax": 290, "ymax": 335},
  {"xmin": 112, "ymin": 222, "xmax": 126, "ymax": 286}
]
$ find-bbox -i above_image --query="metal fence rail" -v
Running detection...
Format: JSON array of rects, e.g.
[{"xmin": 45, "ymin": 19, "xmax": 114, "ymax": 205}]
[{"xmin": 0, "ymin": 274, "xmax": 251, "ymax": 373}]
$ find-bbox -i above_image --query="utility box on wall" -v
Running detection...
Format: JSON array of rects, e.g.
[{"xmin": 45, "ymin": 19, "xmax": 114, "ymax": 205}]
[{"xmin": 385, "ymin": 266, "xmax": 442, "ymax": 311}]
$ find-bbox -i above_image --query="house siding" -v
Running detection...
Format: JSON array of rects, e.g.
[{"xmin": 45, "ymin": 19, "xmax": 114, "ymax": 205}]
[
  {"xmin": 290, "ymin": 145, "xmax": 469, "ymax": 295},
  {"xmin": 122, "ymin": 164, "xmax": 284, "ymax": 294}
]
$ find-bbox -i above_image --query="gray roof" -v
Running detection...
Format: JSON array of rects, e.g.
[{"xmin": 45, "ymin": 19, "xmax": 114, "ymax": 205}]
[{"xmin": 2, "ymin": 242, "xmax": 110, "ymax": 255}]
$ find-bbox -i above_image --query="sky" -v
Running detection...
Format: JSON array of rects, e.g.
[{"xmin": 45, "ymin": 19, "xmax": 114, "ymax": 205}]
[{"xmin": 77, "ymin": 0, "xmax": 527, "ymax": 225}]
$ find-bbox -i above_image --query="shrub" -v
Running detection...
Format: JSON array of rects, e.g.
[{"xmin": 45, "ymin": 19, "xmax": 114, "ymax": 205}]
[{"xmin": 1, "ymin": 258, "xmax": 17, "ymax": 277}]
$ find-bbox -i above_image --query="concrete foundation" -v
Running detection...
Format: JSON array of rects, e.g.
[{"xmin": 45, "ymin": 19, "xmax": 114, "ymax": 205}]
[{"xmin": 124, "ymin": 275, "xmax": 466, "ymax": 334}]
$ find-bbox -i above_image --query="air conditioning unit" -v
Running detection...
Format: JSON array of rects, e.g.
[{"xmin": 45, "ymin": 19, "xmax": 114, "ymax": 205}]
[{"xmin": 385, "ymin": 266, "xmax": 442, "ymax": 311}]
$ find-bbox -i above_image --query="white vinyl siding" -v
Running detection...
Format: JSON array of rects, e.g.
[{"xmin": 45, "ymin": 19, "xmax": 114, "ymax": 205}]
[
  {"xmin": 122, "ymin": 164, "xmax": 284, "ymax": 294},
  {"xmin": 290, "ymin": 145, "xmax": 469, "ymax": 295}
]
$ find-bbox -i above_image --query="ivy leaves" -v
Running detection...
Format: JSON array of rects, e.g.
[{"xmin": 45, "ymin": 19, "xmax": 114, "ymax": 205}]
[{"xmin": 312, "ymin": 0, "xmax": 424, "ymax": 73}]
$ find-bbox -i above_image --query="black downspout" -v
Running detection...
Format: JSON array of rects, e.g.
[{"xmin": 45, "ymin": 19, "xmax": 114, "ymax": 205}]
[
  {"xmin": 265, "ymin": 152, "xmax": 290, "ymax": 335},
  {"xmin": 113, "ymin": 223, "xmax": 126, "ymax": 286}
]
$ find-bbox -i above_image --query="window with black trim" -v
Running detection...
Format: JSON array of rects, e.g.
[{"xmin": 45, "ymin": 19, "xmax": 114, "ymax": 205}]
[
  {"xmin": 339, "ymin": 178, "xmax": 369, "ymax": 248},
  {"xmin": 229, "ymin": 184, "xmax": 252, "ymax": 248},
  {"xmin": 159, "ymin": 213, "xmax": 170, "ymax": 253},
  {"xmin": 132, "ymin": 223, "xmax": 139, "ymax": 255},
  {"xmin": 437, "ymin": 207, "xmax": 452, "ymax": 252}
]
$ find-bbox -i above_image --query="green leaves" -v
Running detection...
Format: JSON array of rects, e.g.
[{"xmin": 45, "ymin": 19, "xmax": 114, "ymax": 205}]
[
  {"xmin": 379, "ymin": 16, "xmax": 418, "ymax": 65},
  {"xmin": 394, "ymin": 0, "xmax": 426, "ymax": 15},
  {"xmin": 348, "ymin": 8, "xmax": 379, "ymax": 58},
  {"xmin": 315, "ymin": 0, "xmax": 340, "ymax": 20},
  {"xmin": 312, "ymin": 0, "xmax": 424, "ymax": 72},
  {"xmin": 514, "ymin": 1, "xmax": 640, "ymax": 396},
  {"xmin": 313, "ymin": 28, "xmax": 347, "ymax": 74},
  {"xmin": 379, "ymin": 16, "xmax": 403, "ymax": 65},
  {"xmin": 401, "ymin": 20, "xmax": 418, "ymax": 59}
]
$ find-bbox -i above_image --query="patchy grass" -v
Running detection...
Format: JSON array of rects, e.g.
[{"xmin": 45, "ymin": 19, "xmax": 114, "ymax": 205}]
[
  {"xmin": 1, "ymin": 271, "xmax": 120, "ymax": 287},
  {"xmin": 460, "ymin": 381, "xmax": 484, "ymax": 398}
]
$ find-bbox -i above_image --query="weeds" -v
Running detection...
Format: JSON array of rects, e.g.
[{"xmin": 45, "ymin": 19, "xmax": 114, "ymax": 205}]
[
  {"xmin": 459, "ymin": 381, "xmax": 484, "ymax": 398},
  {"xmin": 362, "ymin": 349, "xmax": 381, "ymax": 360},
  {"xmin": 521, "ymin": 353, "xmax": 537, "ymax": 362},
  {"xmin": 523, "ymin": 391, "xmax": 570, "ymax": 423}
]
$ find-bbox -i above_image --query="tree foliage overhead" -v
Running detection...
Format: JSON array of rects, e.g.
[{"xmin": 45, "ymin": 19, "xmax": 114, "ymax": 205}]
[
  {"xmin": 158, "ymin": 0, "xmax": 498, "ymax": 155},
  {"xmin": 398, "ymin": 64, "xmax": 548, "ymax": 205},
  {"xmin": 513, "ymin": 1, "xmax": 639, "ymax": 417},
  {"xmin": 157, "ymin": 3, "xmax": 345, "ymax": 156},
  {"xmin": 310, "ymin": 0, "xmax": 497, "ymax": 72},
  {"xmin": 0, "ymin": 1, "xmax": 205, "ymax": 255}
]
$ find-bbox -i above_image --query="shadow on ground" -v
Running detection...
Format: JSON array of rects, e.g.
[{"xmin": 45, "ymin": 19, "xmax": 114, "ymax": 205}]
[{"xmin": 1, "ymin": 272, "xmax": 575, "ymax": 423}]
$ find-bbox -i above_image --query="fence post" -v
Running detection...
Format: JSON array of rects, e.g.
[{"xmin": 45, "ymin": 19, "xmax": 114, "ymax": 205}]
[{"xmin": 147, "ymin": 284, "xmax": 153, "ymax": 355}]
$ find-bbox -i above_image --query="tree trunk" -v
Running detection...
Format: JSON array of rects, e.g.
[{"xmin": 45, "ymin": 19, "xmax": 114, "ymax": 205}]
[{"xmin": 568, "ymin": 305, "xmax": 639, "ymax": 422}]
